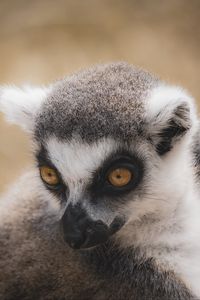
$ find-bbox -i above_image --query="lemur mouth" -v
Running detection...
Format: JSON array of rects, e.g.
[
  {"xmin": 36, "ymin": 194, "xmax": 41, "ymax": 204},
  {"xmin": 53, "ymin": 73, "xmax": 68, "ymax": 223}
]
[{"xmin": 60, "ymin": 204, "xmax": 125, "ymax": 249}]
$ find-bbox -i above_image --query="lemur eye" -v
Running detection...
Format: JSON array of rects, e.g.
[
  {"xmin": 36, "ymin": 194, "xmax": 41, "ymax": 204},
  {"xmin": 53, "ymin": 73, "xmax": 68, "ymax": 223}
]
[
  {"xmin": 40, "ymin": 166, "xmax": 60, "ymax": 186},
  {"xmin": 108, "ymin": 168, "xmax": 132, "ymax": 187}
]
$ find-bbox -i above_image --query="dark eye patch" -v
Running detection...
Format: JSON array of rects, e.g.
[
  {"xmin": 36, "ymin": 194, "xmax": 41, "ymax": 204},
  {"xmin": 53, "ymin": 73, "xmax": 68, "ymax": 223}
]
[
  {"xmin": 89, "ymin": 150, "xmax": 144, "ymax": 198},
  {"xmin": 36, "ymin": 145, "xmax": 68, "ymax": 199}
]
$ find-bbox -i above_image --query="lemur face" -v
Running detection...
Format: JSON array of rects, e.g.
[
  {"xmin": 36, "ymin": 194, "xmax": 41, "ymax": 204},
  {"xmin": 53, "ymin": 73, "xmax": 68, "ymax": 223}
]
[
  {"xmin": 0, "ymin": 63, "xmax": 196, "ymax": 249},
  {"xmin": 36, "ymin": 137, "xmax": 147, "ymax": 248}
]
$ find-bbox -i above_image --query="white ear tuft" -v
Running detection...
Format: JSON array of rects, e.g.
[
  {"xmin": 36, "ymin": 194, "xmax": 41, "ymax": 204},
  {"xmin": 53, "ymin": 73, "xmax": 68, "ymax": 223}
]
[
  {"xmin": 0, "ymin": 85, "xmax": 51, "ymax": 132},
  {"xmin": 146, "ymin": 84, "xmax": 198, "ymax": 155},
  {"xmin": 147, "ymin": 84, "xmax": 197, "ymax": 123}
]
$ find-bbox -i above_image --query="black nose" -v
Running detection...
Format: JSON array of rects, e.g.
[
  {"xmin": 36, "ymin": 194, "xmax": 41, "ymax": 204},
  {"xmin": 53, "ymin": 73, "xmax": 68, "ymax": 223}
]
[
  {"xmin": 61, "ymin": 204, "xmax": 86, "ymax": 248},
  {"xmin": 60, "ymin": 204, "xmax": 125, "ymax": 249}
]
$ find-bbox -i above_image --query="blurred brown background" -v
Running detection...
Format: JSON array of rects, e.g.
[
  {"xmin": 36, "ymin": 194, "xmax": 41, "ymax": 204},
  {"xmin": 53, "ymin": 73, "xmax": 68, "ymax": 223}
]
[{"xmin": 0, "ymin": 0, "xmax": 200, "ymax": 193}]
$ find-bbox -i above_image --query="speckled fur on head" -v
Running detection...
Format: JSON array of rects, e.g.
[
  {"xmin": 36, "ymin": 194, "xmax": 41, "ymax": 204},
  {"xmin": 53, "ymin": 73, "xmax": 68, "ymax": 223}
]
[{"xmin": 34, "ymin": 63, "xmax": 159, "ymax": 142}]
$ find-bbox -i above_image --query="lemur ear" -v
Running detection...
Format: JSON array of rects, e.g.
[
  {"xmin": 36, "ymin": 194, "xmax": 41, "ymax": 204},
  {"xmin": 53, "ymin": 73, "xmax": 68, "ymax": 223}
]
[
  {"xmin": 0, "ymin": 85, "xmax": 51, "ymax": 132},
  {"xmin": 147, "ymin": 85, "xmax": 197, "ymax": 155}
]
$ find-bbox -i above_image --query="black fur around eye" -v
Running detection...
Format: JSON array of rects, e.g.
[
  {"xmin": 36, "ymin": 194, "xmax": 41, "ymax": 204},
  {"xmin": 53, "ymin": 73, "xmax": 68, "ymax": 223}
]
[
  {"xmin": 103, "ymin": 160, "xmax": 142, "ymax": 196},
  {"xmin": 90, "ymin": 152, "xmax": 144, "ymax": 197},
  {"xmin": 36, "ymin": 146, "xmax": 67, "ymax": 198}
]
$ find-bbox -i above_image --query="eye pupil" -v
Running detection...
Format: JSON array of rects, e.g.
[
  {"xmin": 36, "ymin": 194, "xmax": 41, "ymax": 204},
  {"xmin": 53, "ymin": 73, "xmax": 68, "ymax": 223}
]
[{"xmin": 108, "ymin": 168, "xmax": 132, "ymax": 187}]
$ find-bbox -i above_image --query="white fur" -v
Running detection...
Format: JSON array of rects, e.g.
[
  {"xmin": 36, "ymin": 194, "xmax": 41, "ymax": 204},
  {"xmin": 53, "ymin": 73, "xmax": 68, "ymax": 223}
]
[
  {"xmin": 46, "ymin": 137, "xmax": 121, "ymax": 224},
  {"xmin": 0, "ymin": 85, "xmax": 51, "ymax": 132},
  {"xmin": 117, "ymin": 131, "xmax": 200, "ymax": 297},
  {"xmin": 147, "ymin": 84, "xmax": 196, "ymax": 121},
  {"xmin": 146, "ymin": 85, "xmax": 198, "ymax": 137},
  {"xmin": 46, "ymin": 137, "xmax": 116, "ymax": 203},
  {"xmin": 46, "ymin": 137, "xmax": 116, "ymax": 185}
]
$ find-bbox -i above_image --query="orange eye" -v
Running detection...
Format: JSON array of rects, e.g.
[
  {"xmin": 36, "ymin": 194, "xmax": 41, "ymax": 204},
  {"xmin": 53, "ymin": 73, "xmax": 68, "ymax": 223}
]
[
  {"xmin": 108, "ymin": 168, "xmax": 132, "ymax": 187},
  {"xmin": 40, "ymin": 166, "xmax": 60, "ymax": 186}
]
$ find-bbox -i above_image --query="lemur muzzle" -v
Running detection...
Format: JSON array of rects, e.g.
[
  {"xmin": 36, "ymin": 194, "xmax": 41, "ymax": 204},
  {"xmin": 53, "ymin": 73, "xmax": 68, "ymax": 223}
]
[{"xmin": 61, "ymin": 203, "xmax": 125, "ymax": 249}]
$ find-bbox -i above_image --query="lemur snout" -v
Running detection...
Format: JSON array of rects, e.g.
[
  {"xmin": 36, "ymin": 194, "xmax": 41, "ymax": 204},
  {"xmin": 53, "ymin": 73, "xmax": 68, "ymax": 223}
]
[
  {"xmin": 61, "ymin": 203, "xmax": 109, "ymax": 249},
  {"xmin": 61, "ymin": 204, "xmax": 125, "ymax": 249}
]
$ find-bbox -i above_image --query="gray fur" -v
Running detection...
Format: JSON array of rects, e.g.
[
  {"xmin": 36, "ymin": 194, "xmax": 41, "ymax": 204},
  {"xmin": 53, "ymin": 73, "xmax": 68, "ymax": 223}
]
[{"xmin": 35, "ymin": 62, "xmax": 158, "ymax": 142}]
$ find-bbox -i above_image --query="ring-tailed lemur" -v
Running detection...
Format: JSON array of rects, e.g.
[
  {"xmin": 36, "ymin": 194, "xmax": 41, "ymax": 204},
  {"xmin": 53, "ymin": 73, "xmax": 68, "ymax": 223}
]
[{"xmin": 0, "ymin": 62, "xmax": 200, "ymax": 300}]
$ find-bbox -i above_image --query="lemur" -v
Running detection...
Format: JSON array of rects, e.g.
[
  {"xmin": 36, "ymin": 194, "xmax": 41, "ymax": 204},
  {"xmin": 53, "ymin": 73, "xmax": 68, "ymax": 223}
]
[{"xmin": 0, "ymin": 62, "xmax": 200, "ymax": 300}]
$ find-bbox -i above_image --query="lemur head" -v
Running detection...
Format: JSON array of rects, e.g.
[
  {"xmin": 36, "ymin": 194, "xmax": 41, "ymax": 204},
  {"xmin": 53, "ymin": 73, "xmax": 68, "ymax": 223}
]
[{"xmin": 0, "ymin": 63, "xmax": 197, "ymax": 249}]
